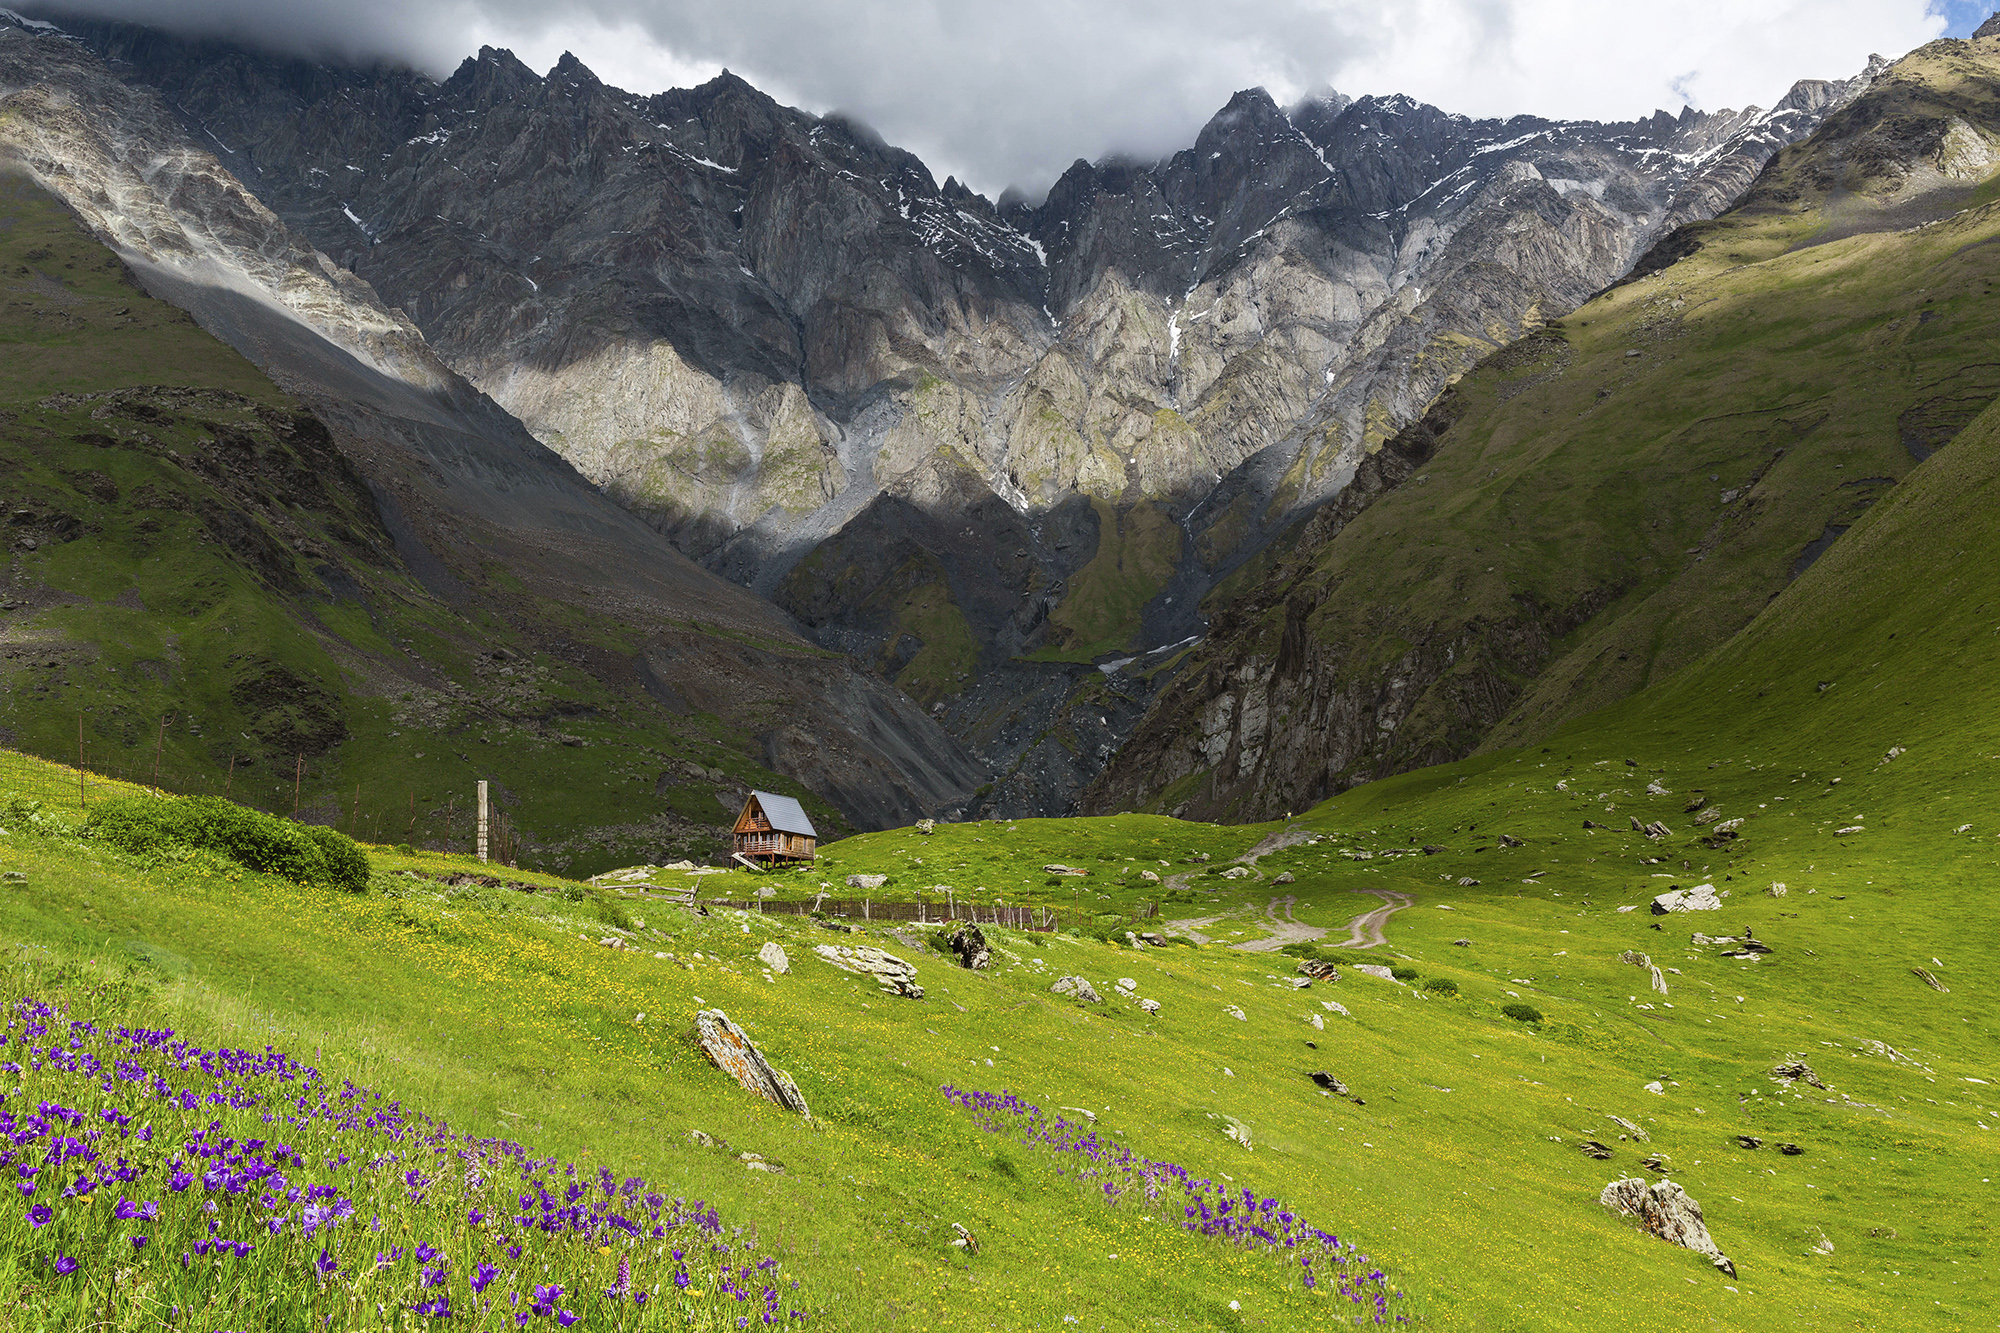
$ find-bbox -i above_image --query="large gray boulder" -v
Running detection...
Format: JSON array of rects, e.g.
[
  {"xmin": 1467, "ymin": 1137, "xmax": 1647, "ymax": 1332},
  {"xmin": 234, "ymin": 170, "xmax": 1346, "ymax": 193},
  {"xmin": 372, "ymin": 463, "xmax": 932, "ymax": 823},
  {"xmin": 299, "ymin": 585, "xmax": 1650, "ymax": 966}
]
[
  {"xmin": 814, "ymin": 944, "xmax": 924, "ymax": 998},
  {"xmin": 694, "ymin": 1009, "xmax": 810, "ymax": 1117},
  {"xmin": 1650, "ymin": 883, "xmax": 1722, "ymax": 914},
  {"xmin": 757, "ymin": 941, "xmax": 790, "ymax": 974},
  {"xmin": 1600, "ymin": 1177, "xmax": 1735, "ymax": 1276}
]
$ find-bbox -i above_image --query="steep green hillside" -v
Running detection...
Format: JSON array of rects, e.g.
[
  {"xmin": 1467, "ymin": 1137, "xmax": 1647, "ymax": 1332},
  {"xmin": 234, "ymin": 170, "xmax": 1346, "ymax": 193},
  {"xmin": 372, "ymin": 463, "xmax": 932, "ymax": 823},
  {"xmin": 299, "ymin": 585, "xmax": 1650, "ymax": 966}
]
[
  {"xmin": 0, "ymin": 170, "xmax": 845, "ymax": 871},
  {"xmin": 1090, "ymin": 33, "xmax": 2000, "ymax": 823}
]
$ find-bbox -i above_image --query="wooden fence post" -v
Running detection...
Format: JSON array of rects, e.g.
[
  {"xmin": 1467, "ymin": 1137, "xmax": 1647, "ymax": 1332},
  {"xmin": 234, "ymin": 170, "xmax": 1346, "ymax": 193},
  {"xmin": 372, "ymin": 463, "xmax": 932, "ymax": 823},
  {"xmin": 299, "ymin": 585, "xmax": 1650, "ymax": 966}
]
[
  {"xmin": 477, "ymin": 780, "xmax": 489, "ymax": 863},
  {"xmin": 76, "ymin": 713, "xmax": 85, "ymax": 808}
]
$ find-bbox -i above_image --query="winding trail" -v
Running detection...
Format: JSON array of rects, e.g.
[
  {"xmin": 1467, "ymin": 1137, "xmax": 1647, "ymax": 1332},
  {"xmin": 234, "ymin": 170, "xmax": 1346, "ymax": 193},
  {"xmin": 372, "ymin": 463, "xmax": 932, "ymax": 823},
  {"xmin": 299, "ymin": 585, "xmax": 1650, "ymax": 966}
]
[
  {"xmin": 1230, "ymin": 895, "xmax": 1325, "ymax": 952},
  {"xmin": 1334, "ymin": 890, "xmax": 1415, "ymax": 949}
]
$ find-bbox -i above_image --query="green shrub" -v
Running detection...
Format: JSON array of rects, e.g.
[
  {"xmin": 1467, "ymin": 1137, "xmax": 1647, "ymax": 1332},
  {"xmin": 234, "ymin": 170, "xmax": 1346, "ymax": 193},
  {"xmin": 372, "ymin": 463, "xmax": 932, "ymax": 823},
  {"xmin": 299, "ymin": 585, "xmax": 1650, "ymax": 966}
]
[
  {"xmin": 1501, "ymin": 1002, "xmax": 1544, "ymax": 1024},
  {"xmin": 560, "ymin": 886, "xmax": 585, "ymax": 903},
  {"xmin": 1390, "ymin": 965, "xmax": 1419, "ymax": 982},
  {"xmin": 300, "ymin": 824, "xmax": 370, "ymax": 892},
  {"xmin": 1422, "ymin": 978, "xmax": 1460, "ymax": 996},
  {"xmin": 87, "ymin": 795, "xmax": 371, "ymax": 890}
]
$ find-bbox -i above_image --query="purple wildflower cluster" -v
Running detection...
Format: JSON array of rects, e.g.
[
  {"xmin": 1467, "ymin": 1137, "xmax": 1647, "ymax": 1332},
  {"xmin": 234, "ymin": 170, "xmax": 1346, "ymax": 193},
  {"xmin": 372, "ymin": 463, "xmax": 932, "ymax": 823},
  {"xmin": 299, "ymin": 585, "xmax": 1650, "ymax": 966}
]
[
  {"xmin": 2, "ymin": 997, "xmax": 808, "ymax": 1327},
  {"xmin": 942, "ymin": 1086, "xmax": 1407, "ymax": 1324}
]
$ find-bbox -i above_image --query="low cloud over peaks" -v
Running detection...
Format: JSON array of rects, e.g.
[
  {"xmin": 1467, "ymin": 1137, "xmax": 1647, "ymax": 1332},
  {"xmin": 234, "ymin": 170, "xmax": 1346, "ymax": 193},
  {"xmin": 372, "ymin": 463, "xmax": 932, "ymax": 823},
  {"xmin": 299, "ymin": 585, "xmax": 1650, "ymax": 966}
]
[{"xmin": 22, "ymin": 0, "xmax": 1957, "ymax": 196}]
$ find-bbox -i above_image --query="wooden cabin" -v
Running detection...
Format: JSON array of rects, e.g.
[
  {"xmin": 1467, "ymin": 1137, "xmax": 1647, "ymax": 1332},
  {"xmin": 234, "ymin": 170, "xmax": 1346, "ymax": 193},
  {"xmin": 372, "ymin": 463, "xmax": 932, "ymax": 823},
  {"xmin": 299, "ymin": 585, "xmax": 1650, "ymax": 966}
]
[{"xmin": 733, "ymin": 790, "xmax": 818, "ymax": 864}]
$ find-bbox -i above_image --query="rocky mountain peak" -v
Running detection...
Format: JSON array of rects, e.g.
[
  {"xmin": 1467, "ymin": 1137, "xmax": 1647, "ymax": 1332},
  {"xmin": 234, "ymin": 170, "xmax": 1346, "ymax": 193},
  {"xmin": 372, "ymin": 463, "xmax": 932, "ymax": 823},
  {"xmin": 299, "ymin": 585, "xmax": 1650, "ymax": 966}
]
[{"xmin": 1977, "ymin": 12, "xmax": 2000, "ymax": 39}]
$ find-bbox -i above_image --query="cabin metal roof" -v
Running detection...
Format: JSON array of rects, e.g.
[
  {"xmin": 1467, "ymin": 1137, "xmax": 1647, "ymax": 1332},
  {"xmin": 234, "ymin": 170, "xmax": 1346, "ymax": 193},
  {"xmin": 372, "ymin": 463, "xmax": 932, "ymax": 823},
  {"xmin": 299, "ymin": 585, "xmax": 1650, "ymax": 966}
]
[{"xmin": 748, "ymin": 790, "xmax": 817, "ymax": 838}]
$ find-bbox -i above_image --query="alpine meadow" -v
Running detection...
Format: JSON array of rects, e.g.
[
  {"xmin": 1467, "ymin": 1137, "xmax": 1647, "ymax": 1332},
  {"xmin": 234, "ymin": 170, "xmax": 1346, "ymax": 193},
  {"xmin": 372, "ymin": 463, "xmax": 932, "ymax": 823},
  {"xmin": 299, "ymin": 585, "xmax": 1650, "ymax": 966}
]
[{"xmin": 1, "ymin": 6, "xmax": 1997, "ymax": 1331}]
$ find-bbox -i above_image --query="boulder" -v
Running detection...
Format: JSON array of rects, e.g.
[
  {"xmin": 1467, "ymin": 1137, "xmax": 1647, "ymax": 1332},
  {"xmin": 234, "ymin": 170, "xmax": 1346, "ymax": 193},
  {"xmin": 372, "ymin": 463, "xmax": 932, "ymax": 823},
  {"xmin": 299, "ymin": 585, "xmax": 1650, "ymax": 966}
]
[
  {"xmin": 1353, "ymin": 963, "xmax": 1402, "ymax": 983},
  {"xmin": 1579, "ymin": 1140, "xmax": 1615, "ymax": 1160},
  {"xmin": 845, "ymin": 874, "xmax": 888, "ymax": 890},
  {"xmin": 1273, "ymin": 871, "xmax": 1296, "ymax": 884},
  {"xmin": 1422, "ymin": 844, "xmax": 1447, "ymax": 855},
  {"xmin": 1619, "ymin": 949, "xmax": 1669, "ymax": 995},
  {"xmin": 1642, "ymin": 821, "xmax": 1672, "ymax": 840},
  {"xmin": 1650, "ymin": 884, "xmax": 1722, "ymax": 914},
  {"xmin": 1778, "ymin": 1143, "xmax": 1804, "ymax": 1156},
  {"xmin": 1042, "ymin": 864, "xmax": 1087, "ymax": 876},
  {"xmin": 1115, "ymin": 977, "xmax": 1137, "ymax": 991},
  {"xmin": 1600, "ymin": 1177, "xmax": 1735, "ymax": 1276},
  {"xmin": 1607, "ymin": 1114, "xmax": 1651, "ymax": 1143},
  {"xmin": 757, "ymin": 941, "xmax": 790, "ymax": 974},
  {"xmin": 694, "ymin": 1009, "xmax": 811, "ymax": 1117},
  {"xmin": 1498, "ymin": 834, "xmax": 1524, "ymax": 847},
  {"xmin": 1051, "ymin": 975, "xmax": 1102, "ymax": 1003},
  {"xmin": 1221, "ymin": 866, "xmax": 1251, "ymax": 879},
  {"xmin": 1191, "ymin": 853, "xmax": 1211, "ymax": 863},
  {"xmin": 1692, "ymin": 807, "xmax": 1724, "ymax": 826},
  {"xmin": 1139, "ymin": 869, "xmax": 1160, "ymax": 883},
  {"xmin": 1137, "ymin": 998, "xmax": 1161, "ymax": 1014},
  {"xmin": 1137, "ymin": 932, "xmax": 1170, "ymax": 947},
  {"xmin": 944, "ymin": 922, "xmax": 991, "ymax": 970},
  {"xmin": 1452, "ymin": 937, "xmax": 1472, "ymax": 947},
  {"xmin": 1735, "ymin": 1136, "xmax": 1762, "ymax": 1150},
  {"xmin": 814, "ymin": 944, "xmax": 924, "ymax": 998},
  {"xmin": 915, "ymin": 819, "xmax": 936, "ymax": 835},
  {"xmin": 1771, "ymin": 1058, "xmax": 1825, "ymax": 1090},
  {"xmin": 1298, "ymin": 960, "xmax": 1340, "ymax": 981}
]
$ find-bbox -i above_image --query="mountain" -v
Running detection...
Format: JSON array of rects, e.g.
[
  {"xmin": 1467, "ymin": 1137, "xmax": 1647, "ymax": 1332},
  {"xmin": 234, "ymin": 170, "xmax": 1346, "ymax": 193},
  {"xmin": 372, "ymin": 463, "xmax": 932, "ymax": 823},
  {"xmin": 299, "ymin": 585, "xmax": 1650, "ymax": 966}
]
[
  {"xmin": 0, "ymin": 17, "xmax": 984, "ymax": 858},
  {"xmin": 18, "ymin": 10, "xmax": 1884, "ymax": 813},
  {"xmin": 1087, "ymin": 30, "xmax": 2000, "ymax": 821}
]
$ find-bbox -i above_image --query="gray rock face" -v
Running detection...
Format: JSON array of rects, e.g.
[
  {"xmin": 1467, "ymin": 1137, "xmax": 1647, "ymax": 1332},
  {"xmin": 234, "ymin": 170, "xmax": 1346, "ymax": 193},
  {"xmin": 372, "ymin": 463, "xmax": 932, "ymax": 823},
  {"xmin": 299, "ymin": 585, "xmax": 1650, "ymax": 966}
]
[
  {"xmin": 694, "ymin": 1009, "xmax": 810, "ymax": 1116},
  {"xmin": 0, "ymin": 18, "xmax": 984, "ymax": 834},
  {"xmin": 814, "ymin": 943, "xmax": 924, "ymax": 997},
  {"xmin": 845, "ymin": 874, "xmax": 888, "ymax": 891},
  {"xmin": 28, "ymin": 14, "xmax": 1883, "ymax": 814},
  {"xmin": 757, "ymin": 941, "xmax": 790, "ymax": 974},
  {"xmin": 1600, "ymin": 1177, "xmax": 1735, "ymax": 1276}
]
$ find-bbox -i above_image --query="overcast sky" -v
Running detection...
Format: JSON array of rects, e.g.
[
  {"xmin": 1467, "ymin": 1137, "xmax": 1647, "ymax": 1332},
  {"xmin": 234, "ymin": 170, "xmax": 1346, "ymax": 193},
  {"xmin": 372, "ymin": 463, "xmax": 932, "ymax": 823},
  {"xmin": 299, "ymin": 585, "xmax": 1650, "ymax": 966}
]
[{"xmin": 26, "ymin": 0, "xmax": 1985, "ymax": 197}]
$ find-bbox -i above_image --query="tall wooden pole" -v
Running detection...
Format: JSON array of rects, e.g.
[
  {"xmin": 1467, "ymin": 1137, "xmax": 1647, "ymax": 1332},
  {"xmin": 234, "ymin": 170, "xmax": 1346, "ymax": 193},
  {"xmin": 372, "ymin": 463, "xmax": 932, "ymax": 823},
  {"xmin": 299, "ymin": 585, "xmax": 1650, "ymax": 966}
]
[
  {"xmin": 476, "ymin": 779, "xmax": 489, "ymax": 864},
  {"xmin": 76, "ymin": 713, "xmax": 85, "ymax": 808},
  {"xmin": 293, "ymin": 754, "xmax": 303, "ymax": 814}
]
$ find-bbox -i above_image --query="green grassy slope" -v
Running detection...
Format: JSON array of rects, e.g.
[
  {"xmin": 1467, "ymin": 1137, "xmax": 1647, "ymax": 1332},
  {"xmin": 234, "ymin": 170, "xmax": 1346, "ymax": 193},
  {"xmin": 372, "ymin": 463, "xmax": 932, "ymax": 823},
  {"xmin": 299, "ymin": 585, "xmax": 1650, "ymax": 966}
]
[
  {"xmin": 1090, "ymin": 34, "xmax": 2000, "ymax": 823},
  {"xmin": 0, "ymin": 170, "xmax": 845, "ymax": 872},
  {"xmin": 6, "ymin": 355, "xmax": 1998, "ymax": 1331}
]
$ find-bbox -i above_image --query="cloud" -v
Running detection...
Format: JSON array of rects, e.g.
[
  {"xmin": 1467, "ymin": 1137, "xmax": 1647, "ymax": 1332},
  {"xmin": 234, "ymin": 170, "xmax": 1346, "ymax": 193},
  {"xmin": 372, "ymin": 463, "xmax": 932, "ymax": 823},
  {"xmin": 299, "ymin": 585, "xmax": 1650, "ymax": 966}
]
[{"xmin": 26, "ymin": 0, "xmax": 1952, "ymax": 196}]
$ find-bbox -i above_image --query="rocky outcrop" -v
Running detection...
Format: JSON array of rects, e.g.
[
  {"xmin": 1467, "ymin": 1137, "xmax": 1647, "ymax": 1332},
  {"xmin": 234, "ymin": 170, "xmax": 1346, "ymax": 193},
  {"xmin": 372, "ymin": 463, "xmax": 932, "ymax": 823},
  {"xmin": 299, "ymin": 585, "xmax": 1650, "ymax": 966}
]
[
  {"xmin": 1600, "ymin": 1177, "xmax": 1736, "ymax": 1276},
  {"xmin": 757, "ymin": 941, "xmax": 790, "ymax": 974},
  {"xmin": 1652, "ymin": 885, "xmax": 1722, "ymax": 914},
  {"xmin": 695, "ymin": 1009, "xmax": 810, "ymax": 1116}
]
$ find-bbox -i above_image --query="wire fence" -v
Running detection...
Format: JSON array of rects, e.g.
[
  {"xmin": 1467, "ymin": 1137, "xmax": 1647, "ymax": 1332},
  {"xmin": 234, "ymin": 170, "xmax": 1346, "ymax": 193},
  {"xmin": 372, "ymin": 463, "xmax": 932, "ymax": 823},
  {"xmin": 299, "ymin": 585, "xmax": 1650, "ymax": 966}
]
[{"xmin": 1, "ymin": 730, "xmax": 523, "ymax": 863}]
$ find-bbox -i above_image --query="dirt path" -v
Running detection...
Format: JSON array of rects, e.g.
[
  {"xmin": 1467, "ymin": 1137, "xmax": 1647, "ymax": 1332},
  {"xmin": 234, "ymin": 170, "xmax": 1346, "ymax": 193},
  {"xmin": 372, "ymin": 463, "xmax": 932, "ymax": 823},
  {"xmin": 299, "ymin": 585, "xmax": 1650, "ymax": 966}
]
[
  {"xmin": 1230, "ymin": 895, "xmax": 1326, "ymax": 952},
  {"xmin": 1334, "ymin": 890, "xmax": 1414, "ymax": 949}
]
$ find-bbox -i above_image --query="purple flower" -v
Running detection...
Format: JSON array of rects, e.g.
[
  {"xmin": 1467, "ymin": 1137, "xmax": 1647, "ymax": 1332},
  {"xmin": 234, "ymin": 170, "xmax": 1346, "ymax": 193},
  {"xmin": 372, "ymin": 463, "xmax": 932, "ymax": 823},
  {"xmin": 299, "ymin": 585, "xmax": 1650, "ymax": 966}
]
[
  {"xmin": 467, "ymin": 1207, "xmax": 485, "ymax": 1225},
  {"xmin": 53, "ymin": 1254, "xmax": 77, "ymax": 1275},
  {"xmin": 421, "ymin": 1264, "xmax": 447, "ymax": 1288},
  {"xmin": 414, "ymin": 1295, "xmax": 453, "ymax": 1318},
  {"xmin": 26, "ymin": 1203, "xmax": 50, "ymax": 1228},
  {"xmin": 531, "ymin": 1284, "xmax": 563, "ymax": 1317},
  {"xmin": 130, "ymin": 1235, "xmax": 149, "ymax": 1251},
  {"xmin": 315, "ymin": 1248, "xmax": 339, "ymax": 1278},
  {"xmin": 555, "ymin": 1314, "xmax": 578, "ymax": 1329},
  {"xmin": 415, "ymin": 1242, "xmax": 439, "ymax": 1262},
  {"xmin": 470, "ymin": 1261, "xmax": 500, "ymax": 1294}
]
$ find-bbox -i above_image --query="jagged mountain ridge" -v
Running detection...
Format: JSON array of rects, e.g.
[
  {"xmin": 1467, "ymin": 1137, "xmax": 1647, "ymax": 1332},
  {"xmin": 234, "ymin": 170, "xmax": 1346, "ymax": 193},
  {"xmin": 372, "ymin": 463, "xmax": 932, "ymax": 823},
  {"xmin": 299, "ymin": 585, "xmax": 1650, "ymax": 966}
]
[
  {"xmin": 12, "ymin": 10, "xmax": 1883, "ymax": 816},
  {"xmin": 1085, "ymin": 31, "xmax": 2000, "ymax": 822},
  {"xmin": 0, "ymin": 15, "xmax": 984, "ymax": 832}
]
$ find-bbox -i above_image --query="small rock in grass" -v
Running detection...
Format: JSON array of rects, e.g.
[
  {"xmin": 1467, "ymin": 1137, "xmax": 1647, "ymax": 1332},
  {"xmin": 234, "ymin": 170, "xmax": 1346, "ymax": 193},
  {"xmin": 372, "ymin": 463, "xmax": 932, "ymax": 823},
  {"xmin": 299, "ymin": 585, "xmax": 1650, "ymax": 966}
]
[
  {"xmin": 945, "ymin": 922, "xmax": 991, "ymax": 970},
  {"xmin": 845, "ymin": 873, "xmax": 887, "ymax": 890},
  {"xmin": 1225, "ymin": 1005, "xmax": 1246, "ymax": 1021},
  {"xmin": 1457, "ymin": 877, "xmax": 1480, "ymax": 887},
  {"xmin": 1735, "ymin": 1136, "xmax": 1762, "ymax": 1150},
  {"xmin": 1644, "ymin": 1081, "xmax": 1665, "ymax": 1095},
  {"xmin": 951, "ymin": 1222, "xmax": 980, "ymax": 1254},
  {"xmin": 1321, "ymin": 1000, "xmax": 1350, "ymax": 1017},
  {"xmin": 1422, "ymin": 845, "xmax": 1447, "ymax": 855},
  {"xmin": 1137, "ymin": 998, "xmax": 1161, "ymax": 1014},
  {"xmin": 1599, "ymin": 1177, "xmax": 1734, "ymax": 1277},
  {"xmin": 1912, "ymin": 966, "xmax": 1949, "ymax": 993},
  {"xmin": 1298, "ymin": 960, "xmax": 1340, "ymax": 981},
  {"xmin": 1051, "ymin": 975, "xmax": 1102, "ymax": 1003},
  {"xmin": 1042, "ymin": 863, "xmax": 1087, "ymax": 876},
  {"xmin": 1640, "ymin": 1153, "xmax": 1671, "ymax": 1173},
  {"xmin": 1139, "ymin": 869, "xmax": 1160, "ymax": 883},
  {"xmin": 1116, "ymin": 977, "xmax": 1137, "ymax": 991},
  {"xmin": 1579, "ymin": 1140, "xmax": 1615, "ymax": 1160},
  {"xmin": 1766, "ymin": 882, "xmax": 1788, "ymax": 897},
  {"xmin": 1607, "ymin": 1114, "xmax": 1651, "ymax": 1143},
  {"xmin": 599, "ymin": 937, "xmax": 626, "ymax": 950},
  {"xmin": 689, "ymin": 1129, "xmax": 718, "ymax": 1148},
  {"xmin": 694, "ymin": 1010, "xmax": 811, "ymax": 1118},
  {"xmin": 1498, "ymin": 834, "xmax": 1524, "ymax": 847},
  {"xmin": 1221, "ymin": 866, "xmax": 1251, "ymax": 879},
  {"xmin": 1452, "ymin": 938, "xmax": 1472, "ymax": 947},
  {"xmin": 1222, "ymin": 1116, "xmax": 1253, "ymax": 1150},
  {"xmin": 1778, "ymin": 1143, "xmax": 1803, "ymax": 1156},
  {"xmin": 1, "ymin": 870, "xmax": 25, "ymax": 884},
  {"xmin": 1273, "ymin": 871, "xmax": 1295, "ymax": 884},
  {"xmin": 1353, "ymin": 964, "xmax": 1401, "ymax": 983},
  {"xmin": 757, "ymin": 941, "xmax": 790, "ymax": 975}
]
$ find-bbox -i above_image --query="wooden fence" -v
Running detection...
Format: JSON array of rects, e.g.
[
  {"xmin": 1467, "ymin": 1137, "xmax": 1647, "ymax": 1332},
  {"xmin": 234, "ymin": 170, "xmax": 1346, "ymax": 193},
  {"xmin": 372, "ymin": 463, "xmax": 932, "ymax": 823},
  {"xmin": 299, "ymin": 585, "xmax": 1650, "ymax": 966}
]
[{"xmin": 694, "ymin": 895, "xmax": 1065, "ymax": 931}]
